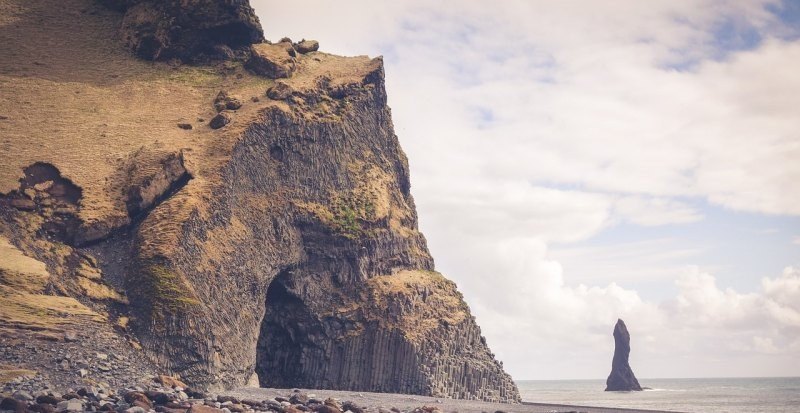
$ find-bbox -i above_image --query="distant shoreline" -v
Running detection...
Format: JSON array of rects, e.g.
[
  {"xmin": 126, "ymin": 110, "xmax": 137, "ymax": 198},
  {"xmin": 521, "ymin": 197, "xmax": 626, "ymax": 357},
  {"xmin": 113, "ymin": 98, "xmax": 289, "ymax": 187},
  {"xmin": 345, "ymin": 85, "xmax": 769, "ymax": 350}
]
[{"xmin": 227, "ymin": 387, "xmax": 680, "ymax": 413}]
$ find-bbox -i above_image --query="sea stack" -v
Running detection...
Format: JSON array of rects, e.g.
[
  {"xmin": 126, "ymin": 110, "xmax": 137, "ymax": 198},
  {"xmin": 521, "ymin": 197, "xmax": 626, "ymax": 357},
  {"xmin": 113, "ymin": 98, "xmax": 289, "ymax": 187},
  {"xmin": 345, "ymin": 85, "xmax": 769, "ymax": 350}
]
[{"xmin": 605, "ymin": 318, "xmax": 643, "ymax": 391}]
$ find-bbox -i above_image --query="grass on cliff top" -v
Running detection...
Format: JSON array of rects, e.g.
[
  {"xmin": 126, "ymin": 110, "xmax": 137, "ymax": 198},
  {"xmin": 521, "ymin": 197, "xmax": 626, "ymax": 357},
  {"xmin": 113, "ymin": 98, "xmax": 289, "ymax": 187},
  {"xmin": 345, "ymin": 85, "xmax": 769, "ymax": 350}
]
[
  {"xmin": 0, "ymin": 0, "xmax": 267, "ymax": 226},
  {"xmin": 0, "ymin": 0, "xmax": 384, "ymax": 232},
  {"xmin": 362, "ymin": 270, "xmax": 469, "ymax": 342}
]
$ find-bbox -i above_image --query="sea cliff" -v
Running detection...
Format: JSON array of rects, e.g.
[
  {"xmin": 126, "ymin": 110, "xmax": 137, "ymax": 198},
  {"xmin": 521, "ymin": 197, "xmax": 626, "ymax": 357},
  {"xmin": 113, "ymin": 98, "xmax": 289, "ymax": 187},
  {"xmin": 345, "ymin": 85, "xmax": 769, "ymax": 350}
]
[{"xmin": 0, "ymin": 0, "xmax": 519, "ymax": 403}]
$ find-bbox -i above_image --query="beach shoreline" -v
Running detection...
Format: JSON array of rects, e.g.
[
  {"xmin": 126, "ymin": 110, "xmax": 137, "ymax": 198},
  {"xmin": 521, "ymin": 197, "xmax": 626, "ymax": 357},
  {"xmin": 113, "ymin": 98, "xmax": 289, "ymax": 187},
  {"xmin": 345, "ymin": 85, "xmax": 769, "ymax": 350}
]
[{"xmin": 227, "ymin": 387, "xmax": 682, "ymax": 413}]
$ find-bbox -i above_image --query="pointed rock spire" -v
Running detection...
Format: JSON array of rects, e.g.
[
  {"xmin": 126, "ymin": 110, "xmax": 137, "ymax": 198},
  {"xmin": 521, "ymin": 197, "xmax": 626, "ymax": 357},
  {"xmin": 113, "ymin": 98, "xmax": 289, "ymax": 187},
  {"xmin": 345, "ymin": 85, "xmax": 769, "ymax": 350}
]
[{"xmin": 605, "ymin": 318, "xmax": 643, "ymax": 391}]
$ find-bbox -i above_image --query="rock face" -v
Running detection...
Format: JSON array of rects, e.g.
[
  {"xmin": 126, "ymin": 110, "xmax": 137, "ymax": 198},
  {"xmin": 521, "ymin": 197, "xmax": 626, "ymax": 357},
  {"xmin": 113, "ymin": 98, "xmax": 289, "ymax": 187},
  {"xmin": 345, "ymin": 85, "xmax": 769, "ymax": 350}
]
[
  {"xmin": 258, "ymin": 270, "xmax": 518, "ymax": 400},
  {"xmin": 102, "ymin": 0, "xmax": 264, "ymax": 61},
  {"xmin": 247, "ymin": 41, "xmax": 298, "ymax": 79},
  {"xmin": 605, "ymin": 319, "xmax": 642, "ymax": 391},
  {"xmin": 0, "ymin": 0, "xmax": 520, "ymax": 403}
]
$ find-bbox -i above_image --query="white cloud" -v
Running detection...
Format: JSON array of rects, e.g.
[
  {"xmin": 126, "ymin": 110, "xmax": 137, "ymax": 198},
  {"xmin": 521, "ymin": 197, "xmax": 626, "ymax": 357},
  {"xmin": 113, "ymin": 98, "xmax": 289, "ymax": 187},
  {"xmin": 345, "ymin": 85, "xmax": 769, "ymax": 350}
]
[
  {"xmin": 419, "ymin": 183, "xmax": 612, "ymax": 243},
  {"xmin": 613, "ymin": 196, "xmax": 704, "ymax": 226},
  {"xmin": 761, "ymin": 267, "xmax": 800, "ymax": 327},
  {"xmin": 473, "ymin": 258, "xmax": 800, "ymax": 379},
  {"xmin": 550, "ymin": 239, "xmax": 706, "ymax": 284},
  {"xmin": 753, "ymin": 336, "xmax": 780, "ymax": 354},
  {"xmin": 254, "ymin": 0, "xmax": 800, "ymax": 378}
]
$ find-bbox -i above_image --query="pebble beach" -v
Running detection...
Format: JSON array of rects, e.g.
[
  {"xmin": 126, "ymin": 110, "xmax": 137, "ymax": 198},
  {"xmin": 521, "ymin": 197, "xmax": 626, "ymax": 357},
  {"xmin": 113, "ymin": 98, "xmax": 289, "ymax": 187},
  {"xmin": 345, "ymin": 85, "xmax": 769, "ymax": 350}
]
[{"xmin": 1, "ymin": 375, "xmax": 680, "ymax": 413}]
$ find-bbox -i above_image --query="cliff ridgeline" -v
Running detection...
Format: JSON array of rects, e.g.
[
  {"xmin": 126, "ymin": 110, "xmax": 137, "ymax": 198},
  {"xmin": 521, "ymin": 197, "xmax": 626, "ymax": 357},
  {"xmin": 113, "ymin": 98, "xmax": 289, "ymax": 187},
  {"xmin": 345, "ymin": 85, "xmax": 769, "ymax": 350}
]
[{"xmin": 0, "ymin": 0, "xmax": 520, "ymax": 403}]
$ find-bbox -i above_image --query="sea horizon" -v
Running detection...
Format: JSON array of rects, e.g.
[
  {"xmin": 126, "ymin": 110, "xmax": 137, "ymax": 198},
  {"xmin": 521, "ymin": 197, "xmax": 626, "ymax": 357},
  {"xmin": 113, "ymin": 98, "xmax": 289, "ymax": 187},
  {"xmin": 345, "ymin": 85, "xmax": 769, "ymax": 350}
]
[
  {"xmin": 516, "ymin": 375, "xmax": 800, "ymax": 381},
  {"xmin": 516, "ymin": 376, "xmax": 800, "ymax": 413}
]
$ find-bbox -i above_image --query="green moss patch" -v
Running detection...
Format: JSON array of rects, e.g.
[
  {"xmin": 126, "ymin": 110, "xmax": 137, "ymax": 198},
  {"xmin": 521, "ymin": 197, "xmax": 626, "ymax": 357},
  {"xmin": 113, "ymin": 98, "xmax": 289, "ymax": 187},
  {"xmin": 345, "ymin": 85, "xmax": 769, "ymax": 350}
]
[{"xmin": 136, "ymin": 263, "xmax": 201, "ymax": 317}]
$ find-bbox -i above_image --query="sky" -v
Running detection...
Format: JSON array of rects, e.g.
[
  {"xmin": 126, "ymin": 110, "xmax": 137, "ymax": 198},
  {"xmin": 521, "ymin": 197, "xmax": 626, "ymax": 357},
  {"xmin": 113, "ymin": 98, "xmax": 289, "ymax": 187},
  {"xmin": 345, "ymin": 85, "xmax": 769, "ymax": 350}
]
[{"xmin": 253, "ymin": 0, "xmax": 800, "ymax": 380}]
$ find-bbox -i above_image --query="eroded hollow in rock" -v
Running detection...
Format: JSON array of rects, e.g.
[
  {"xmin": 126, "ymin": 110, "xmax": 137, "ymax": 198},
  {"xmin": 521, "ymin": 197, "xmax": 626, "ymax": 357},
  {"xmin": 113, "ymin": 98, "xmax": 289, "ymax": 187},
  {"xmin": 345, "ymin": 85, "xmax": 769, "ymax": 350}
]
[
  {"xmin": 0, "ymin": 162, "xmax": 83, "ymax": 242},
  {"xmin": 20, "ymin": 162, "xmax": 82, "ymax": 204},
  {"xmin": 255, "ymin": 269, "xmax": 310, "ymax": 388}
]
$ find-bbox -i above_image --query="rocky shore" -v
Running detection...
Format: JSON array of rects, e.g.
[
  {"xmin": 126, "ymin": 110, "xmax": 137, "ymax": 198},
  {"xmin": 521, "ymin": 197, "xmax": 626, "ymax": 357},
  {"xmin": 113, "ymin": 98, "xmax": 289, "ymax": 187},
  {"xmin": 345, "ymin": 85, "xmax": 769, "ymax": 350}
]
[{"xmin": 1, "ymin": 377, "xmax": 678, "ymax": 413}]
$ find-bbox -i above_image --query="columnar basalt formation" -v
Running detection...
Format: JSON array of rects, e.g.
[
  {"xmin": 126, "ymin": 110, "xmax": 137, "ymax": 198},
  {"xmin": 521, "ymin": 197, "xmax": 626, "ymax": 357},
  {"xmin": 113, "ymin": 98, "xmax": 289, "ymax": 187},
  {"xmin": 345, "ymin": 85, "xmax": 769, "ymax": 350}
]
[
  {"xmin": 605, "ymin": 319, "xmax": 643, "ymax": 391},
  {"xmin": 0, "ymin": 0, "xmax": 520, "ymax": 402},
  {"xmin": 258, "ymin": 270, "xmax": 518, "ymax": 401}
]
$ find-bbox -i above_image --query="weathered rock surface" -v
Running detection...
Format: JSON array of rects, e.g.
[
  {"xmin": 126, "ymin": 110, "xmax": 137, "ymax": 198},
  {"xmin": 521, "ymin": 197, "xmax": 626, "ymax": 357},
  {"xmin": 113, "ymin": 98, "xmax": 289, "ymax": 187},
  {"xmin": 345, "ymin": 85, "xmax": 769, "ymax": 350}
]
[
  {"xmin": 258, "ymin": 270, "xmax": 518, "ymax": 401},
  {"xmin": 294, "ymin": 40, "xmax": 320, "ymax": 54},
  {"xmin": 214, "ymin": 91, "xmax": 243, "ymax": 112},
  {"xmin": 247, "ymin": 42, "xmax": 297, "ymax": 78},
  {"xmin": 101, "ymin": 0, "xmax": 264, "ymax": 61},
  {"xmin": 209, "ymin": 112, "xmax": 232, "ymax": 129},
  {"xmin": 605, "ymin": 319, "xmax": 642, "ymax": 391},
  {"xmin": 266, "ymin": 82, "xmax": 293, "ymax": 100},
  {"xmin": 0, "ymin": 0, "xmax": 520, "ymax": 403}
]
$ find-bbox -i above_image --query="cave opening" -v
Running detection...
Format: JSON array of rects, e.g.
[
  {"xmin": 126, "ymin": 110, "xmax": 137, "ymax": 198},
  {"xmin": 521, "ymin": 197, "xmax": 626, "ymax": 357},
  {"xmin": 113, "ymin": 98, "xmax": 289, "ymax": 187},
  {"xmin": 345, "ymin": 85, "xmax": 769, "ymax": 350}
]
[{"xmin": 255, "ymin": 269, "xmax": 311, "ymax": 388}]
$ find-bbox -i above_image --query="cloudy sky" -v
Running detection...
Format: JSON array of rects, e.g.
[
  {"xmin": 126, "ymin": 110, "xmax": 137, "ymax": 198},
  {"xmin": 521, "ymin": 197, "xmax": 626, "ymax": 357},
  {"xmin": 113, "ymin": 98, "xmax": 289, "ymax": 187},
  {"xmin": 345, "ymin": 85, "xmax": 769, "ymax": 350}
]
[{"xmin": 253, "ymin": 0, "xmax": 800, "ymax": 380}]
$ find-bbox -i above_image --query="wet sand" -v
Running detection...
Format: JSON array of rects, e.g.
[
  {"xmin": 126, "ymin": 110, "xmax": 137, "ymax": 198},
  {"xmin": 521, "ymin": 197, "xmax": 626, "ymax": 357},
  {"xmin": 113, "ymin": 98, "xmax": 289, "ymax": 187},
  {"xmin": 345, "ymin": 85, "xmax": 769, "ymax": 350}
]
[{"xmin": 227, "ymin": 387, "xmax": 683, "ymax": 413}]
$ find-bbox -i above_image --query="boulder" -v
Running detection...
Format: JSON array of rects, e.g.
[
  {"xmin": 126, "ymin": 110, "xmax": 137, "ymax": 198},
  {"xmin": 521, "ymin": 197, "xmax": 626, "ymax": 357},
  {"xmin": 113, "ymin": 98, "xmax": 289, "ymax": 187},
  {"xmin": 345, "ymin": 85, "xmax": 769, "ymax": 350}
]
[
  {"xmin": 295, "ymin": 40, "xmax": 319, "ymax": 54},
  {"xmin": 247, "ymin": 42, "xmax": 297, "ymax": 78},
  {"xmin": 157, "ymin": 375, "xmax": 189, "ymax": 389},
  {"xmin": 315, "ymin": 405, "xmax": 341, "ymax": 413},
  {"xmin": 209, "ymin": 112, "xmax": 231, "ymax": 129},
  {"xmin": 341, "ymin": 402, "xmax": 364, "ymax": 413},
  {"xmin": 213, "ymin": 91, "xmax": 242, "ymax": 112},
  {"xmin": 188, "ymin": 405, "xmax": 225, "ymax": 413},
  {"xmin": 124, "ymin": 392, "xmax": 153, "ymax": 410},
  {"xmin": 605, "ymin": 319, "xmax": 643, "ymax": 391},
  {"xmin": 1, "ymin": 397, "xmax": 28, "ymax": 413},
  {"xmin": 157, "ymin": 407, "xmax": 189, "ymax": 413},
  {"xmin": 12, "ymin": 391, "xmax": 33, "ymax": 401},
  {"xmin": 31, "ymin": 403, "xmax": 56, "ymax": 413},
  {"xmin": 35, "ymin": 395, "xmax": 61, "ymax": 406},
  {"xmin": 266, "ymin": 82, "xmax": 293, "ymax": 100},
  {"xmin": 288, "ymin": 393, "xmax": 308, "ymax": 405},
  {"xmin": 55, "ymin": 399, "xmax": 84, "ymax": 412}
]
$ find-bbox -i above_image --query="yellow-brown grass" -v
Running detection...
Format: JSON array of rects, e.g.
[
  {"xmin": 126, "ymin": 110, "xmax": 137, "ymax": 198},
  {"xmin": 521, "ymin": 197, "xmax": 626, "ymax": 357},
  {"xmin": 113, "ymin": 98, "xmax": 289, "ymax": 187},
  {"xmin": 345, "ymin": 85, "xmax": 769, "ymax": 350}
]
[
  {"xmin": 365, "ymin": 270, "xmax": 469, "ymax": 342},
  {"xmin": 0, "ymin": 364, "xmax": 36, "ymax": 384},
  {"xmin": 0, "ymin": 0, "xmax": 385, "ymax": 239}
]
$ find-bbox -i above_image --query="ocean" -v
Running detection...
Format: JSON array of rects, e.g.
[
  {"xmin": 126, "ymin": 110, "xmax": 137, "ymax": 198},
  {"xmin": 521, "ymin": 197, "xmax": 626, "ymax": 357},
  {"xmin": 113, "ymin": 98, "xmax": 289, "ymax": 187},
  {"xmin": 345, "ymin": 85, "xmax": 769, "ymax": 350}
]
[{"xmin": 516, "ymin": 377, "xmax": 800, "ymax": 413}]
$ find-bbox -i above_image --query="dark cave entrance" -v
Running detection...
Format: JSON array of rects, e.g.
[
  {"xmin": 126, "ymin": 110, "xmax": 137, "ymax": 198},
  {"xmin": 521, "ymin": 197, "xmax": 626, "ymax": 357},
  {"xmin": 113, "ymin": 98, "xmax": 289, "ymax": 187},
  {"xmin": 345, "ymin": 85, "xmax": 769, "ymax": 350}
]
[{"xmin": 255, "ymin": 269, "xmax": 312, "ymax": 388}]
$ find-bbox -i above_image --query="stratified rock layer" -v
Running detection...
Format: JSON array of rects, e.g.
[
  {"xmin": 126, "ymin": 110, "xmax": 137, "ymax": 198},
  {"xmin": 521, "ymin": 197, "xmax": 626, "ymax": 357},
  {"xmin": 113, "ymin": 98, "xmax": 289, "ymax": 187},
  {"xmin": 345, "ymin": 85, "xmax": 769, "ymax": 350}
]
[{"xmin": 605, "ymin": 319, "xmax": 642, "ymax": 391}]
